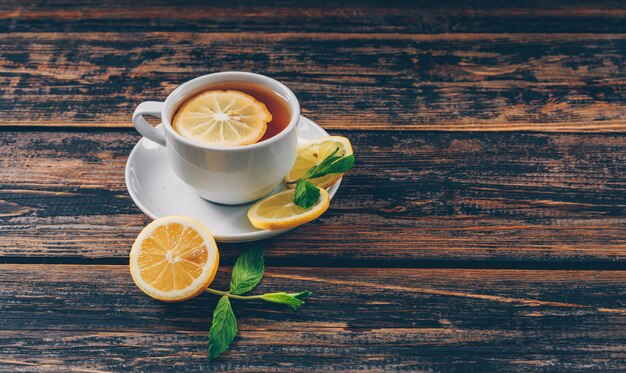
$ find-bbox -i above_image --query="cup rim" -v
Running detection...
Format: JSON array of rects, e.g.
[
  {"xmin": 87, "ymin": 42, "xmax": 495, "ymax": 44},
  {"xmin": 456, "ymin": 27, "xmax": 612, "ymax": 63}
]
[{"xmin": 161, "ymin": 71, "xmax": 300, "ymax": 152}]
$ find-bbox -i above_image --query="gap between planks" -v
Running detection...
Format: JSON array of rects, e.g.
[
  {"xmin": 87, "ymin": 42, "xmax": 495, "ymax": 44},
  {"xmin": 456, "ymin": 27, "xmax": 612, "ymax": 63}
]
[
  {"xmin": 6, "ymin": 121, "xmax": 626, "ymax": 132},
  {"xmin": 2, "ymin": 256, "xmax": 626, "ymax": 271}
]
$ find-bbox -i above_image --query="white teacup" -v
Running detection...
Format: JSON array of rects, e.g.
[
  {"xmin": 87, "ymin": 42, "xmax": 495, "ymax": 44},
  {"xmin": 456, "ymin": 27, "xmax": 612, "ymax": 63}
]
[{"xmin": 132, "ymin": 72, "xmax": 299, "ymax": 205}]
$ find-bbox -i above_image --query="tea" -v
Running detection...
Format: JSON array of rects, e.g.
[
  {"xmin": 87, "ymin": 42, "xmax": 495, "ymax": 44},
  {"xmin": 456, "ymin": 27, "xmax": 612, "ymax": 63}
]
[{"xmin": 172, "ymin": 81, "xmax": 291, "ymax": 146}]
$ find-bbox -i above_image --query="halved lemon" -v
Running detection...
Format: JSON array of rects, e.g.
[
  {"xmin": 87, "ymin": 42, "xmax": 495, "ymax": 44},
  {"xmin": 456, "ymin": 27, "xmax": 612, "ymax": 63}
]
[
  {"xmin": 284, "ymin": 136, "xmax": 353, "ymax": 189},
  {"xmin": 173, "ymin": 90, "xmax": 272, "ymax": 147},
  {"xmin": 248, "ymin": 188, "xmax": 330, "ymax": 230},
  {"xmin": 130, "ymin": 216, "xmax": 219, "ymax": 302}
]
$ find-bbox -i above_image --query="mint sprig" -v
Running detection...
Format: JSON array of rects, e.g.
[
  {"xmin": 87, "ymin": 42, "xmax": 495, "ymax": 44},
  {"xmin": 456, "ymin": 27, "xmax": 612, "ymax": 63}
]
[
  {"xmin": 206, "ymin": 247, "xmax": 311, "ymax": 360},
  {"xmin": 293, "ymin": 147, "xmax": 355, "ymax": 209}
]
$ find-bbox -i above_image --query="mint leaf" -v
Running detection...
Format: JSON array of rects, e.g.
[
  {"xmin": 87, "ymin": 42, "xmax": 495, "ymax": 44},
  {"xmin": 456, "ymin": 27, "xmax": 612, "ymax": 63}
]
[
  {"xmin": 261, "ymin": 291, "xmax": 312, "ymax": 311},
  {"xmin": 293, "ymin": 291, "xmax": 312, "ymax": 300},
  {"xmin": 209, "ymin": 296, "xmax": 238, "ymax": 360},
  {"xmin": 305, "ymin": 147, "xmax": 341, "ymax": 179},
  {"xmin": 310, "ymin": 154, "xmax": 354, "ymax": 178},
  {"xmin": 305, "ymin": 146, "xmax": 355, "ymax": 180},
  {"xmin": 294, "ymin": 179, "xmax": 321, "ymax": 209},
  {"xmin": 229, "ymin": 246, "xmax": 264, "ymax": 295}
]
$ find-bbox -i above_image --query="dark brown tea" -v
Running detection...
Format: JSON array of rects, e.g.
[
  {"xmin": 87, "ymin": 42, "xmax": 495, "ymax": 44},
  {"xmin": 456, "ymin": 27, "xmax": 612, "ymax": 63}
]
[{"xmin": 174, "ymin": 81, "xmax": 291, "ymax": 144}]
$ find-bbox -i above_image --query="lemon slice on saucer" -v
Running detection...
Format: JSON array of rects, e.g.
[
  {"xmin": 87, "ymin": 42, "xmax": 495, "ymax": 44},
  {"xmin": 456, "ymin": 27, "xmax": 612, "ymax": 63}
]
[
  {"xmin": 284, "ymin": 136, "xmax": 353, "ymax": 189},
  {"xmin": 248, "ymin": 188, "xmax": 330, "ymax": 230},
  {"xmin": 173, "ymin": 90, "xmax": 272, "ymax": 146},
  {"xmin": 130, "ymin": 216, "xmax": 219, "ymax": 302}
]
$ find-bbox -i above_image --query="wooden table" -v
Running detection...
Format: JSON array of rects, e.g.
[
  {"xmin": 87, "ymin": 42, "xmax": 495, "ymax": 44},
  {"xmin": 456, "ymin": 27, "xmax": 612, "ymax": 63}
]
[{"xmin": 2, "ymin": 1, "xmax": 626, "ymax": 371}]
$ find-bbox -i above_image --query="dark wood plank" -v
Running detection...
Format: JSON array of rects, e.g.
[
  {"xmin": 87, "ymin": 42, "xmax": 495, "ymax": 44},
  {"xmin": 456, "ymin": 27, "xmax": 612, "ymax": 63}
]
[
  {"xmin": 0, "ymin": 264, "xmax": 624, "ymax": 371},
  {"xmin": 2, "ymin": 129, "xmax": 626, "ymax": 265},
  {"xmin": 2, "ymin": 33, "xmax": 626, "ymax": 131},
  {"xmin": 2, "ymin": 1, "xmax": 626, "ymax": 33}
]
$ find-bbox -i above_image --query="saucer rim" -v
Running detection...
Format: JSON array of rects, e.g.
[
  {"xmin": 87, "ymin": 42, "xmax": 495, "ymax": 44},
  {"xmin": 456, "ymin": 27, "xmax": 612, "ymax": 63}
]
[{"xmin": 125, "ymin": 115, "xmax": 342, "ymax": 242}]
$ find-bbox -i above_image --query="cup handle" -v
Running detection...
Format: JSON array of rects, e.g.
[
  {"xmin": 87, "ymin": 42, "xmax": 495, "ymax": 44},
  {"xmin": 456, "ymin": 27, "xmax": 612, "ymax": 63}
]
[{"xmin": 132, "ymin": 101, "xmax": 166, "ymax": 146}]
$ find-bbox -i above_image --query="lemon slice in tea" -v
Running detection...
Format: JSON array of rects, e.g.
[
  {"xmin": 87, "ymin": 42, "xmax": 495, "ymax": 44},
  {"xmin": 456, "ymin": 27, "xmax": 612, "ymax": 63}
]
[{"xmin": 173, "ymin": 90, "xmax": 272, "ymax": 146}]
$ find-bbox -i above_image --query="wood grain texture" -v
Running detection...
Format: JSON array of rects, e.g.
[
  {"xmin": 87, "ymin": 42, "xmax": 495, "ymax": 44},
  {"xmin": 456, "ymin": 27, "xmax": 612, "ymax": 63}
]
[
  {"xmin": 2, "ymin": 1, "xmax": 626, "ymax": 33},
  {"xmin": 2, "ymin": 129, "xmax": 626, "ymax": 265},
  {"xmin": 2, "ymin": 33, "xmax": 626, "ymax": 131},
  {"xmin": 0, "ymin": 264, "xmax": 624, "ymax": 371}
]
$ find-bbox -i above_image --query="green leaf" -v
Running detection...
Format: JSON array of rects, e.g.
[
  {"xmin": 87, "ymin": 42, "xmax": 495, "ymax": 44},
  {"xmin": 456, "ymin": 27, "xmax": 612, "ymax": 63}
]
[
  {"xmin": 315, "ymin": 154, "xmax": 355, "ymax": 177},
  {"xmin": 306, "ymin": 151, "xmax": 355, "ymax": 180},
  {"xmin": 304, "ymin": 164, "xmax": 319, "ymax": 179},
  {"xmin": 229, "ymin": 247, "xmax": 265, "ymax": 295},
  {"xmin": 292, "ymin": 291, "xmax": 313, "ymax": 300},
  {"xmin": 261, "ymin": 291, "xmax": 312, "ymax": 311},
  {"xmin": 305, "ymin": 147, "xmax": 341, "ymax": 179},
  {"xmin": 208, "ymin": 296, "xmax": 238, "ymax": 360},
  {"xmin": 294, "ymin": 179, "xmax": 321, "ymax": 209}
]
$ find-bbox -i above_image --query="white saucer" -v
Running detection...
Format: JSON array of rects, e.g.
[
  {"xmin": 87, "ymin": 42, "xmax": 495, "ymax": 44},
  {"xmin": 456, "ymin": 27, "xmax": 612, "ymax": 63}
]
[{"xmin": 125, "ymin": 116, "xmax": 342, "ymax": 242}]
